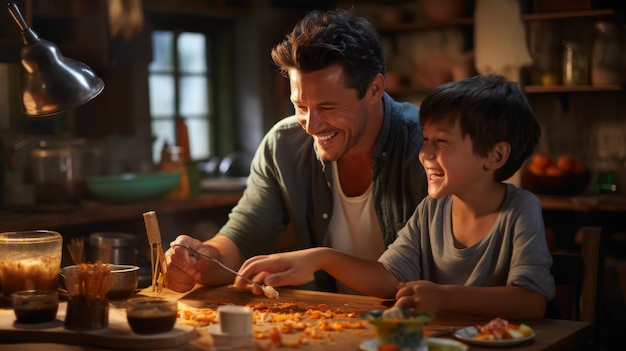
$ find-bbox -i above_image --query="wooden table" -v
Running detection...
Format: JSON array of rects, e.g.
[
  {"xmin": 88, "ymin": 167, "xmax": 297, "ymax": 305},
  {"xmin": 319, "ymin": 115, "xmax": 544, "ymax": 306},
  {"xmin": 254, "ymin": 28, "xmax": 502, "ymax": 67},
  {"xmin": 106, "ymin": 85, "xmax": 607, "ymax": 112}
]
[{"xmin": 0, "ymin": 285, "xmax": 591, "ymax": 351}]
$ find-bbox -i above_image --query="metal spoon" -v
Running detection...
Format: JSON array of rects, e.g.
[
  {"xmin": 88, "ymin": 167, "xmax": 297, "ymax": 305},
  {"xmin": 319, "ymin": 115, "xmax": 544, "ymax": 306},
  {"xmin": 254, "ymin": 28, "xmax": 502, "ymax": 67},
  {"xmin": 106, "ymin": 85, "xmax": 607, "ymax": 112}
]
[{"xmin": 172, "ymin": 244, "xmax": 279, "ymax": 298}]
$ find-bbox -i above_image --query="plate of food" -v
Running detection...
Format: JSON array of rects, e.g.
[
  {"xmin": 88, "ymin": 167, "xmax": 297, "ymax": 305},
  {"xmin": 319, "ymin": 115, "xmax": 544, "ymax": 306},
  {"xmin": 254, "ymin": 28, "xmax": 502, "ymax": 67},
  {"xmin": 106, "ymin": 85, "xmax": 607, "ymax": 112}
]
[
  {"xmin": 453, "ymin": 317, "xmax": 534, "ymax": 346},
  {"xmin": 360, "ymin": 337, "xmax": 468, "ymax": 351}
]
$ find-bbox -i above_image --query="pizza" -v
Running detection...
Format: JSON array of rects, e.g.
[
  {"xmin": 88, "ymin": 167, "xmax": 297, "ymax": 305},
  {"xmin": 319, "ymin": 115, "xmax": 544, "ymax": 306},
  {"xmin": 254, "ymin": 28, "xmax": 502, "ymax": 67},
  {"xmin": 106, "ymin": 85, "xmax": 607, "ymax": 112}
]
[
  {"xmin": 177, "ymin": 301, "xmax": 368, "ymax": 347},
  {"xmin": 474, "ymin": 317, "xmax": 533, "ymax": 340}
]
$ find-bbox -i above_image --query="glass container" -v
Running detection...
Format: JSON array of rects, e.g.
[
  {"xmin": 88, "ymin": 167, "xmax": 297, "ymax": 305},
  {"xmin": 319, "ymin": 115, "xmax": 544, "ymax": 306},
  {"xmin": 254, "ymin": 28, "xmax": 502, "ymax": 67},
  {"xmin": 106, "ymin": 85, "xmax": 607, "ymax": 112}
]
[
  {"xmin": 562, "ymin": 41, "xmax": 589, "ymax": 85},
  {"xmin": 30, "ymin": 138, "xmax": 102, "ymax": 204},
  {"xmin": 0, "ymin": 230, "xmax": 63, "ymax": 301},
  {"xmin": 591, "ymin": 21, "xmax": 625, "ymax": 85}
]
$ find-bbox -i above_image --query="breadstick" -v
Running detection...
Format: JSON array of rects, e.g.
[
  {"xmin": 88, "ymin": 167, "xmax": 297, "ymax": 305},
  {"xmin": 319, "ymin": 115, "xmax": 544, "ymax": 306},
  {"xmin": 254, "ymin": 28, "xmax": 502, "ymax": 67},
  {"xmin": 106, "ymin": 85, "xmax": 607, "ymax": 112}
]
[{"xmin": 143, "ymin": 210, "xmax": 168, "ymax": 293}]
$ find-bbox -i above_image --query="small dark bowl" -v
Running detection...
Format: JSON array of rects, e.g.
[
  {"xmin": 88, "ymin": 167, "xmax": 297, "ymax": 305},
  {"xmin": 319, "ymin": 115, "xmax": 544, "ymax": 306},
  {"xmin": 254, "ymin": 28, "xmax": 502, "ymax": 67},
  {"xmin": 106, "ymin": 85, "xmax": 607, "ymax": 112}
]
[
  {"xmin": 521, "ymin": 167, "xmax": 591, "ymax": 196},
  {"xmin": 126, "ymin": 297, "xmax": 178, "ymax": 334},
  {"xmin": 12, "ymin": 290, "xmax": 59, "ymax": 323}
]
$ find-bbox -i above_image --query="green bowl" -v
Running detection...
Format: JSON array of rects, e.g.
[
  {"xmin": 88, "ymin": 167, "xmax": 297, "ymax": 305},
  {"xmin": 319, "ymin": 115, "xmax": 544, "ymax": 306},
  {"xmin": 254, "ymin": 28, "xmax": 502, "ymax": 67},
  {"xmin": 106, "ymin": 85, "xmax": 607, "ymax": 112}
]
[
  {"xmin": 363, "ymin": 309, "xmax": 435, "ymax": 350},
  {"xmin": 85, "ymin": 172, "xmax": 181, "ymax": 203}
]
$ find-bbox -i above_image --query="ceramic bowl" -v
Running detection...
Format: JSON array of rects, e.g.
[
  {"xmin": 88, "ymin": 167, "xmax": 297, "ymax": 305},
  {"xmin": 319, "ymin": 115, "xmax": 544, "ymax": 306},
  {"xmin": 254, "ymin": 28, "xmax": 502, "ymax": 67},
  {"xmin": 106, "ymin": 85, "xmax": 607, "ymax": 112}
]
[
  {"xmin": 85, "ymin": 171, "xmax": 180, "ymax": 203},
  {"xmin": 521, "ymin": 167, "xmax": 591, "ymax": 195},
  {"xmin": 108, "ymin": 265, "xmax": 140, "ymax": 300},
  {"xmin": 363, "ymin": 308, "xmax": 434, "ymax": 350}
]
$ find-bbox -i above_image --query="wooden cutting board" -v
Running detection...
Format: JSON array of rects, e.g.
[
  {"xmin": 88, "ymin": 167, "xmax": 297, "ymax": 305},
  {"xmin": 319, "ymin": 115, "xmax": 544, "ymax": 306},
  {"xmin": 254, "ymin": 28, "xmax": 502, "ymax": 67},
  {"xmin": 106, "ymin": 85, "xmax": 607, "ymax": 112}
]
[{"xmin": 0, "ymin": 301, "xmax": 196, "ymax": 349}]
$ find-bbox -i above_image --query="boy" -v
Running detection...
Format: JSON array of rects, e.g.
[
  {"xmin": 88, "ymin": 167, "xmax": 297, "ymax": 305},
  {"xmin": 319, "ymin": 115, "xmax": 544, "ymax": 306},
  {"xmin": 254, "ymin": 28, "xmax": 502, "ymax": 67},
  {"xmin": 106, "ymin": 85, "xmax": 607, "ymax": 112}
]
[{"xmin": 235, "ymin": 74, "xmax": 554, "ymax": 319}]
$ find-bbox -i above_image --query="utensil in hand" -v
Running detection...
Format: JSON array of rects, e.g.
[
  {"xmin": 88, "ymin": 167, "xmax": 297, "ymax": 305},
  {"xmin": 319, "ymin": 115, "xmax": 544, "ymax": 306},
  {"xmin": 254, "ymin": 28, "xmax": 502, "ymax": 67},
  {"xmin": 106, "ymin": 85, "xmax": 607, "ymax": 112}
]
[{"xmin": 172, "ymin": 244, "xmax": 279, "ymax": 298}]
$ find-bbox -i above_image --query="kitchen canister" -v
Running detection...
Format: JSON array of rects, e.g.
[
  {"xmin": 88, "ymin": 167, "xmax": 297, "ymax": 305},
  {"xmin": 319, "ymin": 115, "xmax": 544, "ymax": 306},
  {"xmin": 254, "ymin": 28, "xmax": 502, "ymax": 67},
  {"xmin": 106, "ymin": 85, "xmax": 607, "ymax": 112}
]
[
  {"xmin": 591, "ymin": 21, "xmax": 625, "ymax": 85},
  {"xmin": 562, "ymin": 40, "xmax": 589, "ymax": 85},
  {"xmin": 88, "ymin": 232, "xmax": 138, "ymax": 265}
]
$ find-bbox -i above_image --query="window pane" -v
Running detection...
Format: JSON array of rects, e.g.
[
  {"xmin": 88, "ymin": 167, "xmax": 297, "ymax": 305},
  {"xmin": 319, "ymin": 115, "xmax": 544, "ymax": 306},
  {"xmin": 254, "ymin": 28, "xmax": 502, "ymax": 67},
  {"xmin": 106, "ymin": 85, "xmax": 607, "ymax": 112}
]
[
  {"xmin": 180, "ymin": 76, "xmax": 208, "ymax": 115},
  {"xmin": 178, "ymin": 32, "xmax": 206, "ymax": 73},
  {"xmin": 149, "ymin": 75, "xmax": 175, "ymax": 116},
  {"xmin": 151, "ymin": 119, "xmax": 176, "ymax": 164},
  {"xmin": 187, "ymin": 118, "xmax": 210, "ymax": 160},
  {"xmin": 149, "ymin": 31, "xmax": 173, "ymax": 72}
]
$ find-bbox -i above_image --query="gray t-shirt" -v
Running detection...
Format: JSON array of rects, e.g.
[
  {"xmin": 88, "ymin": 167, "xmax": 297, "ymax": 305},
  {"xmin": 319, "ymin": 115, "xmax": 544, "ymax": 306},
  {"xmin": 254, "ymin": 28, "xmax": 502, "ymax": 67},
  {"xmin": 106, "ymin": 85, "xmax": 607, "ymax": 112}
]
[{"xmin": 379, "ymin": 183, "xmax": 555, "ymax": 300}]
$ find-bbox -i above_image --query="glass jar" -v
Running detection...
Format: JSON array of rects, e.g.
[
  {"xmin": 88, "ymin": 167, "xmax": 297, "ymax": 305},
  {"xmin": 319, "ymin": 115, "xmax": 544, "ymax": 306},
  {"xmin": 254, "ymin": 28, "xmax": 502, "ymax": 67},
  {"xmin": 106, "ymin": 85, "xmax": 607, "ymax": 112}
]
[
  {"xmin": 562, "ymin": 41, "xmax": 589, "ymax": 85},
  {"xmin": 591, "ymin": 21, "xmax": 625, "ymax": 85},
  {"xmin": 30, "ymin": 138, "xmax": 102, "ymax": 204},
  {"xmin": 0, "ymin": 230, "xmax": 63, "ymax": 300}
]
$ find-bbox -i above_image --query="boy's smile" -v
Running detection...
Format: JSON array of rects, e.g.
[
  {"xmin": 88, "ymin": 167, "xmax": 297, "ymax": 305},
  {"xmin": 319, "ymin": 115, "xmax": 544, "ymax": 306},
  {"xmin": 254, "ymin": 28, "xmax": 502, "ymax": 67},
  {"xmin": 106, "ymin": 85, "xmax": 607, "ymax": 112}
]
[{"xmin": 419, "ymin": 118, "xmax": 486, "ymax": 200}]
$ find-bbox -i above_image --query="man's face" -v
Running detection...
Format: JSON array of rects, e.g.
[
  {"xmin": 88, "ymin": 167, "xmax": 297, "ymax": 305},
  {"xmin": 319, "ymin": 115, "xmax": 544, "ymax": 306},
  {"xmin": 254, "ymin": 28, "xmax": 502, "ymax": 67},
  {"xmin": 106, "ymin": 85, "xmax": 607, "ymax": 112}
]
[{"xmin": 289, "ymin": 64, "xmax": 369, "ymax": 161}]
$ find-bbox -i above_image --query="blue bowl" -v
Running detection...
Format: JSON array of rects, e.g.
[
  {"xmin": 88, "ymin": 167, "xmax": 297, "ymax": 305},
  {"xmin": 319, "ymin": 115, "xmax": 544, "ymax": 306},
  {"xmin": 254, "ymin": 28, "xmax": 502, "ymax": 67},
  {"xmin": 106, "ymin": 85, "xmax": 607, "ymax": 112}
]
[{"xmin": 85, "ymin": 172, "xmax": 181, "ymax": 203}]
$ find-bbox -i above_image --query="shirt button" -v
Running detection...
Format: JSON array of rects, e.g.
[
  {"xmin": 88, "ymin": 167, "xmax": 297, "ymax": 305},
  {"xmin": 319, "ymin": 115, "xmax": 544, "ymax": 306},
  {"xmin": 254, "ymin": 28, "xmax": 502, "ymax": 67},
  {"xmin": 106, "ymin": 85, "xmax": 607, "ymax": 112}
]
[
  {"xmin": 322, "ymin": 213, "xmax": 329, "ymax": 219},
  {"xmin": 382, "ymin": 152, "xmax": 388, "ymax": 158}
]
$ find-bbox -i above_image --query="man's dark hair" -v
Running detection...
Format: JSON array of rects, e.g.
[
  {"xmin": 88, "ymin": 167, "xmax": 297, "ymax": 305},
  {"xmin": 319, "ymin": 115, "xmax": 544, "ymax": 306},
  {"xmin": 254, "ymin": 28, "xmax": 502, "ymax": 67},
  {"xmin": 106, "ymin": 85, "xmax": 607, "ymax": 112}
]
[{"xmin": 271, "ymin": 8, "xmax": 385, "ymax": 99}]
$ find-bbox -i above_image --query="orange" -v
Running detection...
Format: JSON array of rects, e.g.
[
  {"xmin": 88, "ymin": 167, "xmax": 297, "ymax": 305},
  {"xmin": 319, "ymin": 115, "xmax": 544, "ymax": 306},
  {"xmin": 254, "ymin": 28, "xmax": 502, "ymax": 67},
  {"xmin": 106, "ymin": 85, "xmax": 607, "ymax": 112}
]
[
  {"xmin": 556, "ymin": 154, "xmax": 576, "ymax": 174},
  {"xmin": 545, "ymin": 165, "xmax": 564, "ymax": 177},
  {"xmin": 530, "ymin": 153, "xmax": 552, "ymax": 172},
  {"xmin": 528, "ymin": 153, "xmax": 552, "ymax": 175},
  {"xmin": 527, "ymin": 162, "xmax": 546, "ymax": 176}
]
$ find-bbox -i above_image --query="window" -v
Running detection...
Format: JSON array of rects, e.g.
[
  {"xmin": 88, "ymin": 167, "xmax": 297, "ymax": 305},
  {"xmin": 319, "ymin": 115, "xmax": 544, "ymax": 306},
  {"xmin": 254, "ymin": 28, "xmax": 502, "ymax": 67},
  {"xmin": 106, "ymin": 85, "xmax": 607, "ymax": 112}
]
[{"xmin": 149, "ymin": 30, "xmax": 213, "ymax": 164}]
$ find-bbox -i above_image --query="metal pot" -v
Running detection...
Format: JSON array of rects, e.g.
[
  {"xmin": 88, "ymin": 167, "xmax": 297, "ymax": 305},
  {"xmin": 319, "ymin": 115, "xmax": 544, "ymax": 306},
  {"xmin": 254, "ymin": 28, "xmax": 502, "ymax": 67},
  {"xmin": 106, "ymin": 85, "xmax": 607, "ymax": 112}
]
[
  {"xmin": 30, "ymin": 138, "xmax": 102, "ymax": 204},
  {"xmin": 88, "ymin": 232, "xmax": 138, "ymax": 265}
]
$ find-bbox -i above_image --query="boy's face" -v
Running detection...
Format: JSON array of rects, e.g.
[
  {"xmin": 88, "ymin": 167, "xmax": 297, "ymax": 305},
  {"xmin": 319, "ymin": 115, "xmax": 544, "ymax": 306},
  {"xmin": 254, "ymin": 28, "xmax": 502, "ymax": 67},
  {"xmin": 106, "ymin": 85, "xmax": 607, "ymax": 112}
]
[{"xmin": 419, "ymin": 118, "xmax": 489, "ymax": 199}]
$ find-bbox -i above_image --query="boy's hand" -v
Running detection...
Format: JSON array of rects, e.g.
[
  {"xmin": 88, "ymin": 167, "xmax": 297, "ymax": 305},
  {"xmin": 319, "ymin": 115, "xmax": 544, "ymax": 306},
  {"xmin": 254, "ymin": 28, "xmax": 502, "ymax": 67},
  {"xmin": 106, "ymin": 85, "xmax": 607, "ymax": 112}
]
[
  {"xmin": 235, "ymin": 249, "xmax": 318, "ymax": 292},
  {"xmin": 394, "ymin": 280, "xmax": 444, "ymax": 313}
]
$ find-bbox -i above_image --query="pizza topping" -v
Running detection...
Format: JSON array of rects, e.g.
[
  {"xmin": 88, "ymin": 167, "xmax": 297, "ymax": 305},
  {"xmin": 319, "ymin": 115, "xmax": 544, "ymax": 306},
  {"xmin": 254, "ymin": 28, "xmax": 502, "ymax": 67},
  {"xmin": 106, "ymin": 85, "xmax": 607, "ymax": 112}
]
[
  {"xmin": 475, "ymin": 317, "xmax": 533, "ymax": 340},
  {"xmin": 262, "ymin": 285, "xmax": 279, "ymax": 299}
]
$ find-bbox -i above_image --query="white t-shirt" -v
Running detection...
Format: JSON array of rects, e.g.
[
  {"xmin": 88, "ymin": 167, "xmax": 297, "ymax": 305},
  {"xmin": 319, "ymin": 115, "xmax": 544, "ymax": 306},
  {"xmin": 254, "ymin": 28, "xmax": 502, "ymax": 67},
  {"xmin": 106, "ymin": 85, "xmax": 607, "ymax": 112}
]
[{"xmin": 325, "ymin": 161, "xmax": 384, "ymax": 262}]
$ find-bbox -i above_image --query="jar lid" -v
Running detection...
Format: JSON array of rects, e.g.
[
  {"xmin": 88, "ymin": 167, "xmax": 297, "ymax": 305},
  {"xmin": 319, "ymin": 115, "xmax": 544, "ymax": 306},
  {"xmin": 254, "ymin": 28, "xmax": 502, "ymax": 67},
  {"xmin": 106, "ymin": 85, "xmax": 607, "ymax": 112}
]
[{"xmin": 89, "ymin": 232, "xmax": 137, "ymax": 248}]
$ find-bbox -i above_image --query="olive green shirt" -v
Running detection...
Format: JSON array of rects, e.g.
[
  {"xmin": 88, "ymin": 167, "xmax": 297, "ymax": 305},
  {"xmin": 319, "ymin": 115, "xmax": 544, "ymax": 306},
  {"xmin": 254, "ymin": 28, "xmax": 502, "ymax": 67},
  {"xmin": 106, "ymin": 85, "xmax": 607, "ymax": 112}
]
[{"xmin": 218, "ymin": 93, "xmax": 426, "ymax": 289}]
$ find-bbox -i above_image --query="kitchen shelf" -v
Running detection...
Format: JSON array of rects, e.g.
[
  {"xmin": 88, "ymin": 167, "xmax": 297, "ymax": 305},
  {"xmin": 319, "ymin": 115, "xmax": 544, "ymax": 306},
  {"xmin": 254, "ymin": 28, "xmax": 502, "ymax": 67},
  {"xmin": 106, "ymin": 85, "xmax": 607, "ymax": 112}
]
[
  {"xmin": 377, "ymin": 17, "xmax": 473, "ymax": 33},
  {"xmin": 0, "ymin": 191, "xmax": 243, "ymax": 232},
  {"xmin": 521, "ymin": 9, "xmax": 620, "ymax": 21},
  {"xmin": 523, "ymin": 84, "xmax": 623, "ymax": 93}
]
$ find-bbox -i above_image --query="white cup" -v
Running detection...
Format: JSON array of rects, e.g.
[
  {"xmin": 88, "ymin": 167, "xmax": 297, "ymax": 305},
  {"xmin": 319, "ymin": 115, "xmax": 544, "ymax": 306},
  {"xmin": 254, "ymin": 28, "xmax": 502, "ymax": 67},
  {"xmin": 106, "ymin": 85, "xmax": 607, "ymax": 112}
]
[{"xmin": 218, "ymin": 305, "xmax": 253, "ymax": 335}]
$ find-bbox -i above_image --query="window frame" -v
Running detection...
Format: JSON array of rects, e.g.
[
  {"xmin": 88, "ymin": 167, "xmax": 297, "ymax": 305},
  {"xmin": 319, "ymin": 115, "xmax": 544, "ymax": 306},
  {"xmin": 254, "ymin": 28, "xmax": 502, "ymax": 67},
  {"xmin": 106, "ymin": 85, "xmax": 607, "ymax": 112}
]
[{"xmin": 147, "ymin": 13, "xmax": 237, "ymax": 164}]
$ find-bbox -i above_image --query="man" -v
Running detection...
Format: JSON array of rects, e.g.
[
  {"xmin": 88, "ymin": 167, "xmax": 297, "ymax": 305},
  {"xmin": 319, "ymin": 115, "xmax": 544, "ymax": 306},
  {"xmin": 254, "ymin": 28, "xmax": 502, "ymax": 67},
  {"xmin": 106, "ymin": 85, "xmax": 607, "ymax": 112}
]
[{"xmin": 165, "ymin": 8, "xmax": 426, "ymax": 293}]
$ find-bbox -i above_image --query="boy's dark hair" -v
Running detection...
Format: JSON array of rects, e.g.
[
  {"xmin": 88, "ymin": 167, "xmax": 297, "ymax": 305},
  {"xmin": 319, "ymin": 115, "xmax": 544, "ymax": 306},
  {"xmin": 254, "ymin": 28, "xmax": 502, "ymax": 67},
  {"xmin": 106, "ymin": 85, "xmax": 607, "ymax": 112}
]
[
  {"xmin": 271, "ymin": 8, "xmax": 385, "ymax": 99},
  {"xmin": 419, "ymin": 74, "xmax": 541, "ymax": 182}
]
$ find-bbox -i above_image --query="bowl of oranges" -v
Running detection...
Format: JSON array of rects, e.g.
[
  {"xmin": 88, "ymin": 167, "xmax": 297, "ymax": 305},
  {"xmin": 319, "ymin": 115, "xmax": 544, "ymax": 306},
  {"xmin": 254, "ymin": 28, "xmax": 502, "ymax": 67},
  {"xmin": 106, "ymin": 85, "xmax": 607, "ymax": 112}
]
[{"xmin": 522, "ymin": 153, "xmax": 591, "ymax": 195}]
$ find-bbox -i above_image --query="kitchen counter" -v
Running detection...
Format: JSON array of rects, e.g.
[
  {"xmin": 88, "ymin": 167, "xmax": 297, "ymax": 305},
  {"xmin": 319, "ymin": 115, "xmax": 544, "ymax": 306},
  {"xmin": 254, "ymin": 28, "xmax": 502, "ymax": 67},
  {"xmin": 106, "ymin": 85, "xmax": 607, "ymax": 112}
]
[
  {"xmin": 536, "ymin": 193, "xmax": 626, "ymax": 212},
  {"xmin": 0, "ymin": 191, "xmax": 243, "ymax": 232}
]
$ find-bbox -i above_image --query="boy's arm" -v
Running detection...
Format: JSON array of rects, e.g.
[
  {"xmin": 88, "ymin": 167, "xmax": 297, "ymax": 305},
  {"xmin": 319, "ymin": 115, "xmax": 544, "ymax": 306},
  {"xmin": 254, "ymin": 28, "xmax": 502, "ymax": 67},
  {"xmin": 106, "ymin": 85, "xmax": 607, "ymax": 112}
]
[
  {"xmin": 395, "ymin": 281, "xmax": 547, "ymax": 319},
  {"xmin": 317, "ymin": 248, "xmax": 399, "ymax": 298},
  {"xmin": 236, "ymin": 247, "xmax": 399, "ymax": 298}
]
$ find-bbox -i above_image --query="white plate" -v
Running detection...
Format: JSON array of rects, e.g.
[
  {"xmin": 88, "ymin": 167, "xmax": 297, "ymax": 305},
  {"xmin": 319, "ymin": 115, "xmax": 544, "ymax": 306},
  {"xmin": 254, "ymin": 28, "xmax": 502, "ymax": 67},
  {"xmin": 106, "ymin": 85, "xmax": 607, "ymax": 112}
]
[
  {"xmin": 453, "ymin": 326, "xmax": 535, "ymax": 346},
  {"xmin": 360, "ymin": 337, "xmax": 468, "ymax": 351}
]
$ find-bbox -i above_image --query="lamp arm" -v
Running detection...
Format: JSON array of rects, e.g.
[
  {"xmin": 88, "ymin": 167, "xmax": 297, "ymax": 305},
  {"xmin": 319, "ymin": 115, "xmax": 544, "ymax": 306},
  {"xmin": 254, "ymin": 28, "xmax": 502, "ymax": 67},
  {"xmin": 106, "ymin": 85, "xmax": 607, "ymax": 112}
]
[{"xmin": 7, "ymin": 2, "xmax": 39, "ymax": 44}]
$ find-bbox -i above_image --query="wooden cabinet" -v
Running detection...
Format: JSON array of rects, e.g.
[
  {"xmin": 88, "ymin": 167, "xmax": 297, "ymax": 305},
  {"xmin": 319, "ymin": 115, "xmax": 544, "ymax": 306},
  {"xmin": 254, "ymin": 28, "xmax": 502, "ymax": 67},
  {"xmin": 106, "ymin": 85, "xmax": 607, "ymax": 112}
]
[
  {"xmin": 342, "ymin": 0, "xmax": 475, "ymax": 99},
  {"xmin": 520, "ymin": 8, "xmax": 624, "ymax": 94}
]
